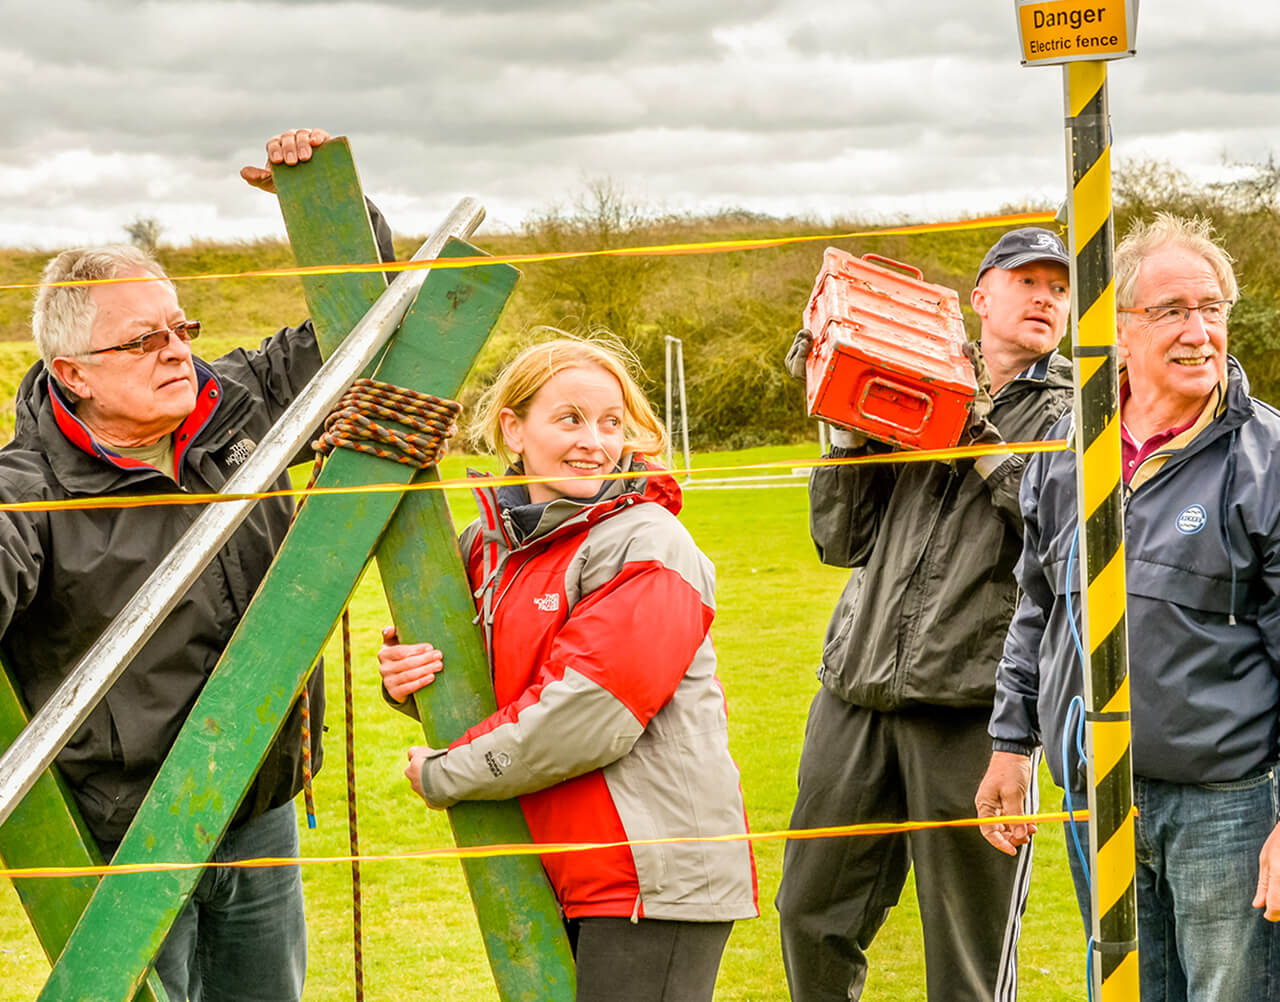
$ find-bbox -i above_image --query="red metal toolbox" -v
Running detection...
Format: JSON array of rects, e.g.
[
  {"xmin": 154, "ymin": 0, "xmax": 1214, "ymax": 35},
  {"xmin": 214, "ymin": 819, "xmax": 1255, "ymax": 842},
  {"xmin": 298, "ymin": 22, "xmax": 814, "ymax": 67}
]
[{"xmin": 803, "ymin": 248, "xmax": 977, "ymax": 450}]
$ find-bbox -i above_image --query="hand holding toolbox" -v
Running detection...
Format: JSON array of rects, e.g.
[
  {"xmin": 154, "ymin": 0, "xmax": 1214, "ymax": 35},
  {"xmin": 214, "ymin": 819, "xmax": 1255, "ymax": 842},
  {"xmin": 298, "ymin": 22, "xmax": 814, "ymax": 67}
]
[{"xmin": 803, "ymin": 248, "xmax": 977, "ymax": 450}]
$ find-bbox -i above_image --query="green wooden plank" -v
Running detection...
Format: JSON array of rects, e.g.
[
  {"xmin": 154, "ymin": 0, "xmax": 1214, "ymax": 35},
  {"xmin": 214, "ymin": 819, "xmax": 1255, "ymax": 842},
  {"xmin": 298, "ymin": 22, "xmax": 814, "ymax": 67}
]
[
  {"xmin": 39, "ymin": 243, "xmax": 518, "ymax": 1002},
  {"xmin": 284, "ymin": 140, "xmax": 574, "ymax": 1000},
  {"xmin": 0, "ymin": 665, "xmax": 166, "ymax": 1002},
  {"xmin": 270, "ymin": 136, "xmax": 388, "ymax": 359},
  {"xmin": 377, "ymin": 478, "xmax": 578, "ymax": 1002},
  {"xmin": 0, "ymin": 141, "xmax": 378, "ymax": 1002}
]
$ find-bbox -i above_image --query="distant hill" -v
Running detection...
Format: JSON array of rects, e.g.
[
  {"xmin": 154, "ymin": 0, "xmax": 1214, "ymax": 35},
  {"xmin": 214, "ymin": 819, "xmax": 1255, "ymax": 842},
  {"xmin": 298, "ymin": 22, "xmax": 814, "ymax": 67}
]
[{"xmin": 2, "ymin": 160, "xmax": 1276, "ymax": 448}]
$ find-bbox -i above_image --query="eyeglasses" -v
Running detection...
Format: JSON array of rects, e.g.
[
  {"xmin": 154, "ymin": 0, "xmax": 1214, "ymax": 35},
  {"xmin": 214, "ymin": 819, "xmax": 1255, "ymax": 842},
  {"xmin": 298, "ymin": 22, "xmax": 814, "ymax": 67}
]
[
  {"xmin": 86, "ymin": 320, "xmax": 201, "ymax": 356},
  {"xmin": 1116, "ymin": 300, "xmax": 1233, "ymax": 328}
]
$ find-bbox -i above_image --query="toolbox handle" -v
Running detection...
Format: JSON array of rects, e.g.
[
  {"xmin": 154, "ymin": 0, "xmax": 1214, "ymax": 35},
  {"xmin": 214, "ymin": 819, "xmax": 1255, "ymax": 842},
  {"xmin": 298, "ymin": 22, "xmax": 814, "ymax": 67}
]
[
  {"xmin": 857, "ymin": 377, "xmax": 933, "ymax": 435},
  {"xmin": 860, "ymin": 254, "xmax": 924, "ymax": 281}
]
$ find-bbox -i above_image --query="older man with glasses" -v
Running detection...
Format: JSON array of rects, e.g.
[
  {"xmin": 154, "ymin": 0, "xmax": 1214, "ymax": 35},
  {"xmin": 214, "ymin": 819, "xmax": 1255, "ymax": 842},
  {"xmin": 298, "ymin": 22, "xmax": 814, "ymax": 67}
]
[
  {"xmin": 977, "ymin": 213, "xmax": 1280, "ymax": 1001},
  {"xmin": 0, "ymin": 128, "xmax": 390, "ymax": 1002}
]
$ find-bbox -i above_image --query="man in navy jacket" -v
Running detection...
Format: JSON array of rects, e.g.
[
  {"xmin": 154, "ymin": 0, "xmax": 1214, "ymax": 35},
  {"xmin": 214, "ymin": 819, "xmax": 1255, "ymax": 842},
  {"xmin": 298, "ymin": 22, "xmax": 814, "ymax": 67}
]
[{"xmin": 977, "ymin": 214, "xmax": 1280, "ymax": 1001}]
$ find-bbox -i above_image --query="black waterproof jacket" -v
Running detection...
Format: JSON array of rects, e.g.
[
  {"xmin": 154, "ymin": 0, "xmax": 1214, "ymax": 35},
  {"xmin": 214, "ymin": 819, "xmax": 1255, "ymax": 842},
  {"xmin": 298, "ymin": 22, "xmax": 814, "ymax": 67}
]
[
  {"xmin": 0, "ymin": 329, "xmax": 325, "ymax": 845},
  {"xmin": 809, "ymin": 350, "xmax": 1074, "ymax": 710}
]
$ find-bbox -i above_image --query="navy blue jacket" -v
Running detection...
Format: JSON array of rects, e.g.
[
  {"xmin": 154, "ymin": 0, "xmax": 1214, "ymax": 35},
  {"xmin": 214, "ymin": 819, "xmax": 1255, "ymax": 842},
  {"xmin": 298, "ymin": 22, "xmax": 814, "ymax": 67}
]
[{"xmin": 991, "ymin": 357, "xmax": 1280, "ymax": 788}]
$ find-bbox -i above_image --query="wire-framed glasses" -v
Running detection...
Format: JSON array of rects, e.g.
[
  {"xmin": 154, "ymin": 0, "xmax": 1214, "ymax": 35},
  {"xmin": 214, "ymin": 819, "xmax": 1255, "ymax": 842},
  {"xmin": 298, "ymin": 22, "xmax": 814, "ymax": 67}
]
[
  {"xmin": 86, "ymin": 320, "xmax": 201, "ymax": 356},
  {"xmin": 1116, "ymin": 301, "xmax": 1233, "ymax": 328}
]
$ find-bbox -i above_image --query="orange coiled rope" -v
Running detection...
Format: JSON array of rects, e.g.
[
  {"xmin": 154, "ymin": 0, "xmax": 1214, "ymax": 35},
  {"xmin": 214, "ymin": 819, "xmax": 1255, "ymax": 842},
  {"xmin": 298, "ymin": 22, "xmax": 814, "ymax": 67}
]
[{"xmin": 311, "ymin": 378, "xmax": 462, "ymax": 469}]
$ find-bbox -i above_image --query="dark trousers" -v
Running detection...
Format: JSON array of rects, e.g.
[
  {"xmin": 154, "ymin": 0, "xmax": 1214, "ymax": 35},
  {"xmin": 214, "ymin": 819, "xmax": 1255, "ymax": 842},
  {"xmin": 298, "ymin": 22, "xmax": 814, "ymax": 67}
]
[
  {"xmin": 567, "ymin": 916, "xmax": 734, "ymax": 1002},
  {"xmin": 776, "ymin": 690, "xmax": 1035, "ymax": 1002}
]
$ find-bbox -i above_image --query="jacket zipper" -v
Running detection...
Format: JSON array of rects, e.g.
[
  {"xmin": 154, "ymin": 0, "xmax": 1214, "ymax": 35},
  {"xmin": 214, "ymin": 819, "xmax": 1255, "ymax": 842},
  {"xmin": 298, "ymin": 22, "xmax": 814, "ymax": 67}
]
[{"xmin": 892, "ymin": 466, "xmax": 956, "ymax": 701}]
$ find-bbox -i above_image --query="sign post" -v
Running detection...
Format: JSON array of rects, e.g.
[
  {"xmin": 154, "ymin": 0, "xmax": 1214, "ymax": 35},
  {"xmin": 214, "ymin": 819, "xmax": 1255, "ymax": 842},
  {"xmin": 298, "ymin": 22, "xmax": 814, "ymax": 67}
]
[{"xmin": 1014, "ymin": 2, "xmax": 1139, "ymax": 998}]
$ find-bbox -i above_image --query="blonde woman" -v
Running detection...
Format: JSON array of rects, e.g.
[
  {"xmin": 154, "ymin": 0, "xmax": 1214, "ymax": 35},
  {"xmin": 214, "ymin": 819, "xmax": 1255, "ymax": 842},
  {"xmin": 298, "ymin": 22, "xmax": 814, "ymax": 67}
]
[{"xmin": 378, "ymin": 337, "xmax": 757, "ymax": 1002}]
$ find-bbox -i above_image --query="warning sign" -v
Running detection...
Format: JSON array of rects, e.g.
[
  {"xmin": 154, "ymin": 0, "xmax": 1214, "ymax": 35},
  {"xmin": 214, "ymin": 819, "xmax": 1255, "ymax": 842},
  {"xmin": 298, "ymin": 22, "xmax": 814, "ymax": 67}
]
[{"xmin": 1015, "ymin": 0, "xmax": 1137, "ymax": 65}]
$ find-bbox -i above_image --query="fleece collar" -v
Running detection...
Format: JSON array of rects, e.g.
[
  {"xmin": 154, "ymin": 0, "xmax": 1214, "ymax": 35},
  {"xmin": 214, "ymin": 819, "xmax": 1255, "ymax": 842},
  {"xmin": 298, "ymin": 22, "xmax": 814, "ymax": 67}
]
[
  {"xmin": 48, "ymin": 358, "xmax": 223, "ymax": 484},
  {"xmin": 472, "ymin": 454, "xmax": 682, "ymax": 554}
]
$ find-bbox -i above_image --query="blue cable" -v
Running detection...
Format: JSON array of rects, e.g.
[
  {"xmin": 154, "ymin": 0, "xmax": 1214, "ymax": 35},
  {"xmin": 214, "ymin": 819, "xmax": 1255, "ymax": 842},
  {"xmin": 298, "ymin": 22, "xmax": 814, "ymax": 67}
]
[
  {"xmin": 1062, "ymin": 528, "xmax": 1096, "ymax": 1002},
  {"xmin": 1064, "ymin": 526, "xmax": 1085, "ymax": 673},
  {"xmin": 1061, "ymin": 698, "xmax": 1089, "ymax": 886}
]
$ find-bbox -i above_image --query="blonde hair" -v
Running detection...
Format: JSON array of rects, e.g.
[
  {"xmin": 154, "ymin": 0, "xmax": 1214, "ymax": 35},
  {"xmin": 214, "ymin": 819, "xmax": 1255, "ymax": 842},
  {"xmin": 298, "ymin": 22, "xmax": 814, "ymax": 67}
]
[
  {"xmin": 1115, "ymin": 213, "xmax": 1238, "ymax": 311},
  {"xmin": 473, "ymin": 333, "xmax": 668, "ymax": 467}
]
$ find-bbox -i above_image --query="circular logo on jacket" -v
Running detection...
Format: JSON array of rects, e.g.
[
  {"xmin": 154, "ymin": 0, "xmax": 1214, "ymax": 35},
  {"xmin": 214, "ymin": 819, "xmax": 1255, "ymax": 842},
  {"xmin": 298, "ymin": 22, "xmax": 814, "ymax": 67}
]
[{"xmin": 1176, "ymin": 504, "xmax": 1207, "ymax": 535}]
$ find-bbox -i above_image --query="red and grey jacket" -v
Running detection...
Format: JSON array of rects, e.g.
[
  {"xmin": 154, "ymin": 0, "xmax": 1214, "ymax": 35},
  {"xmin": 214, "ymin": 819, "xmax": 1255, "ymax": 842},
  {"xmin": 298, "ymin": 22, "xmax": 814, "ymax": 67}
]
[{"xmin": 417, "ymin": 458, "xmax": 758, "ymax": 922}]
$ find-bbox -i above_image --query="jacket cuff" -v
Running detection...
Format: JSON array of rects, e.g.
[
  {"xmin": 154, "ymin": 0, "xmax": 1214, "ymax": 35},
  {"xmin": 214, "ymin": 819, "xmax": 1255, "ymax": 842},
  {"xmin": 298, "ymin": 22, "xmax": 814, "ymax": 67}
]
[
  {"xmin": 828, "ymin": 426, "xmax": 869, "ymax": 450},
  {"xmin": 974, "ymin": 452, "xmax": 1017, "ymax": 480},
  {"xmin": 992, "ymin": 739, "xmax": 1036, "ymax": 756},
  {"xmin": 418, "ymin": 747, "xmax": 459, "ymax": 809},
  {"xmin": 381, "ymin": 683, "xmax": 420, "ymax": 721}
]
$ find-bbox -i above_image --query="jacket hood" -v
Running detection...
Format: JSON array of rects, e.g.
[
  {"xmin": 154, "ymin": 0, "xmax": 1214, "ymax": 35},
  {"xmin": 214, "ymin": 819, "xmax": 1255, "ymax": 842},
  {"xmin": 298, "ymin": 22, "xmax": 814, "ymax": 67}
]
[
  {"xmin": 13, "ymin": 359, "xmax": 48, "ymax": 445},
  {"xmin": 1223, "ymin": 353, "xmax": 1255, "ymax": 418},
  {"xmin": 471, "ymin": 453, "xmax": 682, "ymax": 553}
]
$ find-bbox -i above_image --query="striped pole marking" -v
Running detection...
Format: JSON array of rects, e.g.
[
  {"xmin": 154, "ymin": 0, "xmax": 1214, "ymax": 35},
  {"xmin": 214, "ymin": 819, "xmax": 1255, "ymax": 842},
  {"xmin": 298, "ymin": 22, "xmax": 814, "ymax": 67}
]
[{"xmin": 1063, "ymin": 59, "xmax": 1139, "ymax": 999}]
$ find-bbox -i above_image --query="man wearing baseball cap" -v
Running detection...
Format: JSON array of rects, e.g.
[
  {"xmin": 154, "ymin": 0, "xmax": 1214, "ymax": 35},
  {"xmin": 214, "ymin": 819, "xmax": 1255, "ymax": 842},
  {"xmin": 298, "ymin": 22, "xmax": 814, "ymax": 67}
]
[{"xmin": 777, "ymin": 228, "xmax": 1072, "ymax": 1001}]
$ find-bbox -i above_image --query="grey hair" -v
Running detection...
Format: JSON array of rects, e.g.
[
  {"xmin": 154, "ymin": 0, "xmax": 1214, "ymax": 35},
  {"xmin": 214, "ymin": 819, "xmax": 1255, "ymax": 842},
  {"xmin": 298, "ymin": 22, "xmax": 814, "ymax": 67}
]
[
  {"xmin": 1114, "ymin": 213, "xmax": 1238, "ymax": 312},
  {"xmin": 31, "ymin": 244, "xmax": 173, "ymax": 368}
]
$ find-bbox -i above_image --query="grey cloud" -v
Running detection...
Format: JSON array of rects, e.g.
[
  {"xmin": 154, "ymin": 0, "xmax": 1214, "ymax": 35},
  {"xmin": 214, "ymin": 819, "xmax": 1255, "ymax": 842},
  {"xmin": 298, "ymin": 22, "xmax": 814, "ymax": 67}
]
[{"xmin": 0, "ymin": 0, "xmax": 1276, "ymax": 249}]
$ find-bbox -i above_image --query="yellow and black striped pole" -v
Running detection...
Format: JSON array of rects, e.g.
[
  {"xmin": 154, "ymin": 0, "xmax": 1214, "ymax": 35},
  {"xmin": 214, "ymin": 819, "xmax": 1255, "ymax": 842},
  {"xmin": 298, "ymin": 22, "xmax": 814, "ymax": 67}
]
[{"xmin": 1063, "ymin": 60, "xmax": 1139, "ymax": 999}]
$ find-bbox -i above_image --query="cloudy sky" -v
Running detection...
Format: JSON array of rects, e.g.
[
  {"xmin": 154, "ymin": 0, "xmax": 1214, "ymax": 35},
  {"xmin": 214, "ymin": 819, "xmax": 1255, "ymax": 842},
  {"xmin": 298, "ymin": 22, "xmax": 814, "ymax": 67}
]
[{"xmin": 1, "ymin": 0, "xmax": 1276, "ymax": 250}]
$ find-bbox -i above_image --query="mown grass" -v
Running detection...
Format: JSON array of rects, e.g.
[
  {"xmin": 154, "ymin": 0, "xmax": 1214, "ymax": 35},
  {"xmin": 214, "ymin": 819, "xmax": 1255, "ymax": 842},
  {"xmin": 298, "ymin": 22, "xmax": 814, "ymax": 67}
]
[{"xmin": 1, "ymin": 439, "xmax": 1088, "ymax": 1000}]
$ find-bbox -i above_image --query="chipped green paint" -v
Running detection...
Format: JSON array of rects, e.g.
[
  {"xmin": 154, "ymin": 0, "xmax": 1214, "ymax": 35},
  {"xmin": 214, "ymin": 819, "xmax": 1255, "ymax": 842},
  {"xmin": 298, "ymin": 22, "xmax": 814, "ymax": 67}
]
[{"xmin": 181, "ymin": 790, "xmax": 223, "ymax": 819}]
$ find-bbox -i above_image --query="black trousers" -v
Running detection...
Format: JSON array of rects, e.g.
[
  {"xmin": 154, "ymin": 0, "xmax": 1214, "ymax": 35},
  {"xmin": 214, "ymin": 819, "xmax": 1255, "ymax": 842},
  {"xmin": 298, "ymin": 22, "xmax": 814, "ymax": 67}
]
[
  {"xmin": 776, "ymin": 691, "xmax": 1037, "ymax": 1002},
  {"xmin": 567, "ymin": 916, "xmax": 734, "ymax": 1002}
]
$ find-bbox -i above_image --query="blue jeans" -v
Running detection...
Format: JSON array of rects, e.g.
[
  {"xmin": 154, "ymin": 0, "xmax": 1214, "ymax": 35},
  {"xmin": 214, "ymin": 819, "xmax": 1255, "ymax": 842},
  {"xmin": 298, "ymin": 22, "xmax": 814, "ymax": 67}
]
[
  {"xmin": 153, "ymin": 802, "xmax": 307, "ymax": 1002},
  {"xmin": 1064, "ymin": 769, "xmax": 1280, "ymax": 1002}
]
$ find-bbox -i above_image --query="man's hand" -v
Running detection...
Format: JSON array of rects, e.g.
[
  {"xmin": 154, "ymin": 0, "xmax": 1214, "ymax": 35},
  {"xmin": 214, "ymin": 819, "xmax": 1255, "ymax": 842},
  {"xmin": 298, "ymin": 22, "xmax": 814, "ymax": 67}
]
[
  {"xmin": 1253, "ymin": 822, "xmax": 1280, "ymax": 920},
  {"xmin": 240, "ymin": 128, "xmax": 333, "ymax": 193},
  {"xmin": 784, "ymin": 329, "xmax": 813, "ymax": 382},
  {"xmin": 405, "ymin": 745, "xmax": 445, "ymax": 809},
  {"xmin": 975, "ymin": 751, "xmax": 1037, "ymax": 855}
]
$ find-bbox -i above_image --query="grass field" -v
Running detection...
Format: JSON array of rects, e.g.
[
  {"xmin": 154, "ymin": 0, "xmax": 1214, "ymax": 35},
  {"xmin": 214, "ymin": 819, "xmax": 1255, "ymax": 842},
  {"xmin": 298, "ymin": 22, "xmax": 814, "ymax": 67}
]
[{"xmin": 0, "ymin": 439, "xmax": 1090, "ymax": 1000}]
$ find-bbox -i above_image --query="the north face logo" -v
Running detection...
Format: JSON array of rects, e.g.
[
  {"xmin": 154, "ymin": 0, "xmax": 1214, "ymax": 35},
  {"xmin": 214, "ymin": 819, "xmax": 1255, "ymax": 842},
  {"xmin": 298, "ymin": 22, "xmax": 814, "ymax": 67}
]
[
  {"xmin": 533, "ymin": 593, "xmax": 560, "ymax": 612},
  {"xmin": 484, "ymin": 750, "xmax": 511, "ymax": 777},
  {"xmin": 225, "ymin": 438, "xmax": 257, "ymax": 466}
]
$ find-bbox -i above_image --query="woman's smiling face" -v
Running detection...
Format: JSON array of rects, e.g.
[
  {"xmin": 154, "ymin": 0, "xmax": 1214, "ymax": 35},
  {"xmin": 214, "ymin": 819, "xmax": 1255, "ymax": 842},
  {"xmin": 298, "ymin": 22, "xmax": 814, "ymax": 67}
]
[{"xmin": 499, "ymin": 364, "xmax": 626, "ymax": 504}]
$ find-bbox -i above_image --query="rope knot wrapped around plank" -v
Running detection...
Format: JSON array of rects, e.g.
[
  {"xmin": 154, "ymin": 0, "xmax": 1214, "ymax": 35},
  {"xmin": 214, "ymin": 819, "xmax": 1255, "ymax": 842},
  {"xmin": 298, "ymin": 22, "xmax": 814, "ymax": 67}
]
[{"xmin": 312, "ymin": 377, "xmax": 462, "ymax": 468}]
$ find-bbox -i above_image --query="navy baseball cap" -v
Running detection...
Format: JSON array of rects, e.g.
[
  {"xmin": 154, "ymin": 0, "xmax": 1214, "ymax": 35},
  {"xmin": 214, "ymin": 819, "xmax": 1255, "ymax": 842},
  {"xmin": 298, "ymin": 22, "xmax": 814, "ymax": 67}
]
[{"xmin": 976, "ymin": 228, "xmax": 1070, "ymax": 284}]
